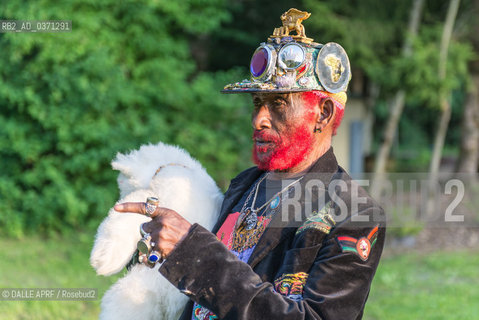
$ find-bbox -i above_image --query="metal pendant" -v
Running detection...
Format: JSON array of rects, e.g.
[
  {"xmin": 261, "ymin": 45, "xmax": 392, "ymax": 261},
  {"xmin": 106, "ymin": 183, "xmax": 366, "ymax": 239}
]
[
  {"xmin": 235, "ymin": 207, "xmax": 250, "ymax": 230},
  {"xmin": 244, "ymin": 211, "xmax": 258, "ymax": 230}
]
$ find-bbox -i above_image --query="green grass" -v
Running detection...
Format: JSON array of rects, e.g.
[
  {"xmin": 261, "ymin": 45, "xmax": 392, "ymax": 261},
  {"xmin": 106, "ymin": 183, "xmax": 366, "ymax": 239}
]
[
  {"xmin": 364, "ymin": 250, "xmax": 479, "ymax": 320},
  {"xmin": 0, "ymin": 232, "xmax": 121, "ymax": 320},
  {"xmin": 1, "ymin": 233, "xmax": 478, "ymax": 319}
]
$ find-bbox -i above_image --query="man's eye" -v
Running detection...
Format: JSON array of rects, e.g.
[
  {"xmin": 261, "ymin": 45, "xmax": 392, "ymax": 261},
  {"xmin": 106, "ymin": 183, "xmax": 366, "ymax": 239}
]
[
  {"xmin": 272, "ymin": 100, "xmax": 286, "ymax": 109},
  {"xmin": 253, "ymin": 100, "xmax": 262, "ymax": 109}
]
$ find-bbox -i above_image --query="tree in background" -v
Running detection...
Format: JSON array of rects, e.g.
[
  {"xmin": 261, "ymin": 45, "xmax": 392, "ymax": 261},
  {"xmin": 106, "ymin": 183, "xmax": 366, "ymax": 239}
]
[
  {"xmin": 304, "ymin": 0, "xmax": 473, "ymax": 174},
  {"xmin": 456, "ymin": 0, "xmax": 479, "ymax": 177},
  {"xmin": 426, "ymin": 0, "xmax": 462, "ymax": 216},
  {"xmin": 370, "ymin": 0, "xmax": 426, "ymax": 199},
  {"xmin": 0, "ymin": 0, "xmax": 251, "ymax": 237}
]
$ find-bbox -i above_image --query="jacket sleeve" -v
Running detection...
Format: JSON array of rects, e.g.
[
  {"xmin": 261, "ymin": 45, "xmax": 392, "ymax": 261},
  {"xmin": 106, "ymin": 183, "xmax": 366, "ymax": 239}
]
[{"xmin": 159, "ymin": 206, "xmax": 386, "ymax": 320}]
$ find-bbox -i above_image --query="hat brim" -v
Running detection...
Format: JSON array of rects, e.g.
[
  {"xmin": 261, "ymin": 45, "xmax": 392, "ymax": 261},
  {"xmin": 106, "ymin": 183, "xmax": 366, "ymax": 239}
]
[{"xmin": 221, "ymin": 88, "xmax": 313, "ymax": 94}]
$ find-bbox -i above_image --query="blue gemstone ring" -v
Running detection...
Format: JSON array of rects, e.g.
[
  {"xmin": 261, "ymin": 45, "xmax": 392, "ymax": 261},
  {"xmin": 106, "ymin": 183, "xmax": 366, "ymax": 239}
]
[{"xmin": 147, "ymin": 251, "xmax": 161, "ymax": 264}]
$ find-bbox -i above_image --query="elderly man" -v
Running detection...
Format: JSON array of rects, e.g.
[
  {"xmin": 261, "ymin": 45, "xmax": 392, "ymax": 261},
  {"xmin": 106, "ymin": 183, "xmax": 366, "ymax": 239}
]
[{"xmin": 115, "ymin": 8, "xmax": 386, "ymax": 320}]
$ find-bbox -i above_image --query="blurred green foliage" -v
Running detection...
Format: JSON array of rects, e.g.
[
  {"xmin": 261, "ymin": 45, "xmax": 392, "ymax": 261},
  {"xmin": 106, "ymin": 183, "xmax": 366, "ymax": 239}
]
[{"xmin": 0, "ymin": 0, "xmax": 251, "ymax": 237}]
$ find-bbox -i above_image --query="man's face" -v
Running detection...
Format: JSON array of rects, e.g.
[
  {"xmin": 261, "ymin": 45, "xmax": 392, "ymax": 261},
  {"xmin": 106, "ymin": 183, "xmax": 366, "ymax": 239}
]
[{"xmin": 251, "ymin": 92, "xmax": 317, "ymax": 171}]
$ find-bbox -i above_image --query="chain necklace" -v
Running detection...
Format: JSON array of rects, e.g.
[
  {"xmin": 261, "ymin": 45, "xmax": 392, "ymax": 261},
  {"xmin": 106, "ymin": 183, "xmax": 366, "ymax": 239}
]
[{"xmin": 236, "ymin": 173, "xmax": 304, "ymax": 231}]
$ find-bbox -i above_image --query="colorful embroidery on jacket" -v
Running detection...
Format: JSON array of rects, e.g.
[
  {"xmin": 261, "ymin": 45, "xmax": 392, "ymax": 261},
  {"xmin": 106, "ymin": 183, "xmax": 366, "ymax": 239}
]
[
  {"xmin": 216, "ymin": 212, "xmax": 272, "ymax": 253},
  {"xmin": 337, "ymin": 225, "xmax": 379, "ymax": 261},
  {"xmin": 231, "ymin": 216, "xmax": 271, "ymax": 252},
  {"xmin": 274, "ymin": 272, "xmax": 309, "ymax": 301},
  {"xmin": 192, "ymin": 304, "xmax": 218, "ymax": 320},
  {"xmin": 296, "ymin": 200, "xmax": 336, "ymax": 235},
  {"xmin": 193, "ymin": 211, "xmax": 273, "ymax": 319}
]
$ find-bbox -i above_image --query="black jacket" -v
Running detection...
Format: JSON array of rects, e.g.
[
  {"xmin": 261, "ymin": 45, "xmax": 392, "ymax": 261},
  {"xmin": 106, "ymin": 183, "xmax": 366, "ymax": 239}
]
[{"xmin": 160, "ymin": 148, "xmax": 386, "ymax": 319}]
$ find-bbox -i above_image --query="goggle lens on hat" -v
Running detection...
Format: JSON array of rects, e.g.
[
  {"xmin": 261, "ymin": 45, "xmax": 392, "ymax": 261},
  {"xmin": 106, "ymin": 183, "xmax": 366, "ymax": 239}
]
[
  {"xmin": 278, "ymin": 43, "xmax": 305, "ymax": 70},
  {"xmin": 250, "ymin": 44, "xmax": 277, "ymax": 81},
  {"xmin": 250, "ymin": 43, "xmax": 306, "ymax": 80},
  {"xmin": 250, "ymin": 48, "xmax": 268, "ymax": 78}
]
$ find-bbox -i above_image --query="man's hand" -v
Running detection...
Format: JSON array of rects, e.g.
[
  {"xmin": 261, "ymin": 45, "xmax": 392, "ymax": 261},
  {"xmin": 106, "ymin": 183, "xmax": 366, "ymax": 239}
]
[{"xmin": 114, "ymin": 202, "xmax": 192, "ymax": 258}]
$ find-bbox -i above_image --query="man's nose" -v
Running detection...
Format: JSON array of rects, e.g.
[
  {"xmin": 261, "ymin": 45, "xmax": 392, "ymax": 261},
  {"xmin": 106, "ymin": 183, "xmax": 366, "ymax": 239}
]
[{"xmin": 252, "ymin": 106, "xmax": 272, "ymax": 130}]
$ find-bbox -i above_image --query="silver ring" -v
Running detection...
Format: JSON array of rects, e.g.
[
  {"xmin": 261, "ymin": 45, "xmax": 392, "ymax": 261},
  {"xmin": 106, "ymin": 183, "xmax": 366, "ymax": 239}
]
[
  {"xmin": 137, "ymin": 234, "xmax": 152, "ymax": 255},
  {"xmin": 145, "ymin": 196, "xmax": 159, "ymax": 217},
  {"xmin": 139, "ymin": 223, "xmax": 149, "ymax": 237},
  {"xmin": 147, "ymin": 251, "xmax": 162, "ymax": 264}
]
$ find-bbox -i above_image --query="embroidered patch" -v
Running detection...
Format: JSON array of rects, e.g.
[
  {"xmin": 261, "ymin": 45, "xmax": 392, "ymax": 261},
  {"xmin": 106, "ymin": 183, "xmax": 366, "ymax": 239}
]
[
  {"xmin": 192, "ymin": 304, "xmax": 218, "ymax": 320},
  {"xmin": 296, "ymin": 201, "xmax": 336, "ymax": 235},
  {"xmin": 274, "ymin": 272, "xmax": 309, "ymax": 300},
  {"xmin": 337, "ymin": 225, "xmax": 379, "ymax": 261}
]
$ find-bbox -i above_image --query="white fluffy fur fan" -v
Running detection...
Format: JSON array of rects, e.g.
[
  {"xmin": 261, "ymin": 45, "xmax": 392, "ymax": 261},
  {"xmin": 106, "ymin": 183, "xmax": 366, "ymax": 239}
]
[{"xmin": 90, "ymin": 142, "xmax": 223, "ymax": 320}]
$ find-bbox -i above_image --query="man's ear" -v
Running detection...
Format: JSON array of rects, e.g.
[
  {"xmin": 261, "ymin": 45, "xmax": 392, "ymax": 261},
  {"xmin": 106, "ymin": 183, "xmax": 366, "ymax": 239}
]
[{"xmin": 315, "ymin": 98, "xmax": 335, "ymax": 131}]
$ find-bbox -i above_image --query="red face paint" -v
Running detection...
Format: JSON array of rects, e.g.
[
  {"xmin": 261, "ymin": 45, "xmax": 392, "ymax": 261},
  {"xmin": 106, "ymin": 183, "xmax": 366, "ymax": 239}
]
[{"xmin": 252, "ymin": 95, "xmax": 316, "ymax": 171}]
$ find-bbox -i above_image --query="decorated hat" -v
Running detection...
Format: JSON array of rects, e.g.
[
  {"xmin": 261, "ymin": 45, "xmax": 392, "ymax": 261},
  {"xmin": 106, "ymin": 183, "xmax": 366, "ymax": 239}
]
[{"xmin": 222, "ymin": 8, "xmax": 351, "ymax": 94}]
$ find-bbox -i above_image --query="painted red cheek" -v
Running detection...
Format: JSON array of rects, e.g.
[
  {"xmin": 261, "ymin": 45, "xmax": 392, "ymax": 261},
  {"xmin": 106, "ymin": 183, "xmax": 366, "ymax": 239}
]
[{"xmin": 252, "ymin": 121, "xmax": 314, "ymax": 171}]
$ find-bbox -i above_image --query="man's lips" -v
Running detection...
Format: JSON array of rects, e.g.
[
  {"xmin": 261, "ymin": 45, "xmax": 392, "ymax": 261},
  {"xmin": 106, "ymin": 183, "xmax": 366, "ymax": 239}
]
[
  {"xmin": 253, "ymin": 137, "xmax": 274, "ymax": 146},
  {"xmin": 253, "ymin": 138, "xmax": 274, "ymax": 147},
  {"xmin": 253, "ymin": 131, "xmax": 280, "ymax": 153},
  {"xmin": 253, "ymin": 131, "xmax": 279, "ymax": 147}
]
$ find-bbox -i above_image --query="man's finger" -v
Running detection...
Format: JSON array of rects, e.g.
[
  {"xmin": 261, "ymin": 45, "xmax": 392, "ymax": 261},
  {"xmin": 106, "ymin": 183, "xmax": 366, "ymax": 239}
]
[
  {"xmin": 114, "ymin": 202, "xmax": 168, "ymax": 218},
  {"xmin": 114, "ymin": 202, "xmax": 149, "ymax": 215}
]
